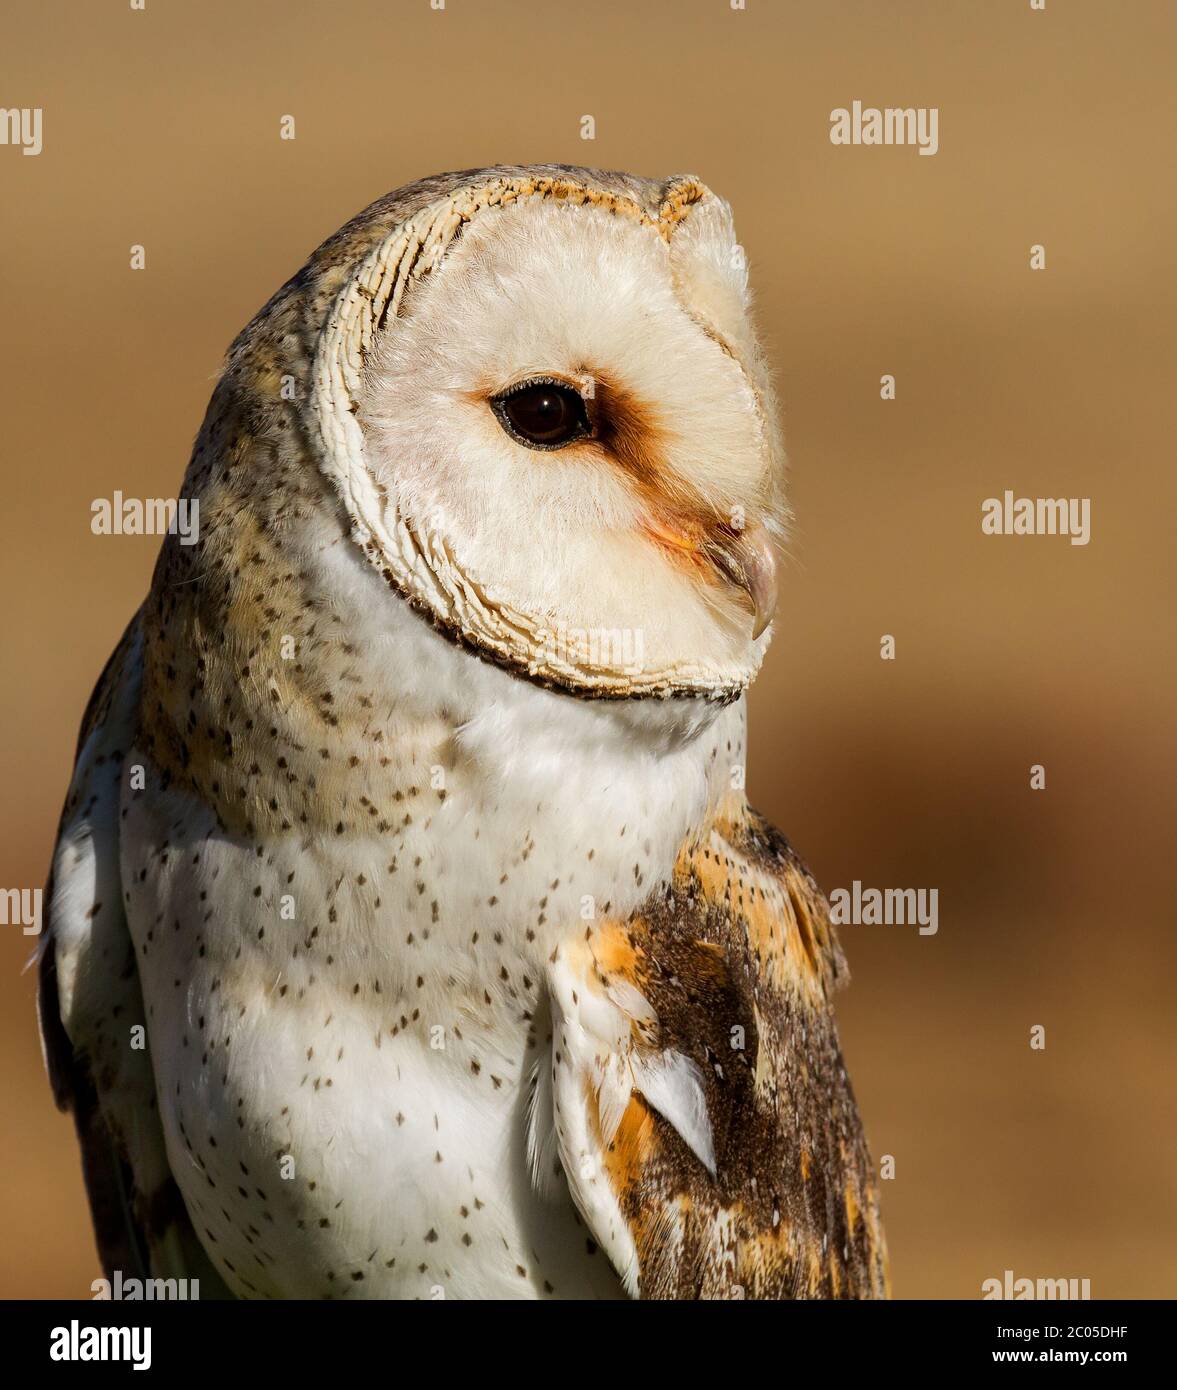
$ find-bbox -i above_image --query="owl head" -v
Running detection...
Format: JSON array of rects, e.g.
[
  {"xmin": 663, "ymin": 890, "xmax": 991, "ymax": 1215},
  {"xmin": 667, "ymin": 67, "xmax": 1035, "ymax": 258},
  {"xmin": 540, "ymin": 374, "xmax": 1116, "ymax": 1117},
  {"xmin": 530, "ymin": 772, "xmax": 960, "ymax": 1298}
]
[{"xmin": 222, "ymin": 166, "xmax": 786, "ymax": 706}]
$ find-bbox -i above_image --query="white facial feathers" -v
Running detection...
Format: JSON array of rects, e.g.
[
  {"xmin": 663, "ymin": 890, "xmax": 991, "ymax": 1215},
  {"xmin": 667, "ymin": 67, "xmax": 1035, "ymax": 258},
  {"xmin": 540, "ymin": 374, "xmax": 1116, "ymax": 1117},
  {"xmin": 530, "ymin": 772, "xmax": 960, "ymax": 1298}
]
[{"xmin": 311, "ymin": 172, "xmax": 784, "ymax": 699}]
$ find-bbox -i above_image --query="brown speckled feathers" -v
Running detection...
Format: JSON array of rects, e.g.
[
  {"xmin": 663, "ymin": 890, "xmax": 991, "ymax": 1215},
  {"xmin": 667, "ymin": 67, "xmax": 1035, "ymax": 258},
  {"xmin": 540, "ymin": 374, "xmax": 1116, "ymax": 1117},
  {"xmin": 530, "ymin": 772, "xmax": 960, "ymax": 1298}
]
[{"xmin": 567, "ymin": 796, "xmax": 888, "ymax": 1298}]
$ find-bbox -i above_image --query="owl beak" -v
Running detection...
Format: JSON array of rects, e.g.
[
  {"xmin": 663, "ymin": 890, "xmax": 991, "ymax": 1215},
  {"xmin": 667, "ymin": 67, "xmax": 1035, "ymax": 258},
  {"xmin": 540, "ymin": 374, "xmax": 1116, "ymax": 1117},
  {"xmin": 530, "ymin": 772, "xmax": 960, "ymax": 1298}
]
[
  {"xmin": 705, "ymin": 521, "xmax": 779, "ymax": 640},
  {"xmin": 645, "ymin": 515, "xmax": 778, "ymax": 639}
]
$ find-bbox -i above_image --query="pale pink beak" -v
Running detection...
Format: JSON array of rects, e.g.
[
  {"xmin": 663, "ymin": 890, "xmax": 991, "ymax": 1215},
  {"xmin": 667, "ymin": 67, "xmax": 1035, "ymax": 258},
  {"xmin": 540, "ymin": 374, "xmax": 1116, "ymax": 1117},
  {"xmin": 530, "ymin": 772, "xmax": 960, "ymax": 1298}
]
[{"xmin": 706, "ymin": 521, "xmax": 778, "ymax": 639}]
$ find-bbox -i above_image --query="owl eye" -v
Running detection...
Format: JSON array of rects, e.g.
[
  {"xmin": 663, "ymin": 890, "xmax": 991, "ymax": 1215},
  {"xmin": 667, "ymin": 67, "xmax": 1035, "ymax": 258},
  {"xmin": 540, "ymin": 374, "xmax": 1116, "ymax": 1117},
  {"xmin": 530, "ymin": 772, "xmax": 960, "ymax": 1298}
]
[{"xmin": 490, "ymin": 378, "xmax": 592, "ymax": 450}]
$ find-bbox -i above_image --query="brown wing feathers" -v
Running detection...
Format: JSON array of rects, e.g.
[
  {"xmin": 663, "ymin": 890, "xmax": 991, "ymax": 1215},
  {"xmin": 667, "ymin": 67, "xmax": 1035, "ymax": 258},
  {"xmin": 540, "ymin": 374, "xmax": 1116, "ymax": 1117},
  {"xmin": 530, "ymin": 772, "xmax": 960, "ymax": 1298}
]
[{"xmin": 595, "ymin": 796, "xmax": 888, "ymax": 1298}]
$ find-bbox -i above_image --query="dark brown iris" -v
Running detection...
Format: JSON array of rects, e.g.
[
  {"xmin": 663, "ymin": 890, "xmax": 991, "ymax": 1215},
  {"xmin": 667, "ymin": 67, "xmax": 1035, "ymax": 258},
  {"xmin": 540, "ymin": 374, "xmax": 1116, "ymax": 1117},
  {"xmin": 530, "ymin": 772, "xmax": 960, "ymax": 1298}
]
[{"xmin": 491, "ymin": 379, "xmax": 592, "ymax": 450}]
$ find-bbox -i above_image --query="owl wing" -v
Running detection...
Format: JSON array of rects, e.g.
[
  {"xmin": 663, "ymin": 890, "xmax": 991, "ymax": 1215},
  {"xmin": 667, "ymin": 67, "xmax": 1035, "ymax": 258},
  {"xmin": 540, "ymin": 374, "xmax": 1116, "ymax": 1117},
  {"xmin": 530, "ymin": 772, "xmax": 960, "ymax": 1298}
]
[
  {"xmin": 38, "ymin": 615, "xmax": 230, "ymax": 1294},
  {"xmin": 546, "ymin": 794, "xmax": 888, "ymax": 1299}
]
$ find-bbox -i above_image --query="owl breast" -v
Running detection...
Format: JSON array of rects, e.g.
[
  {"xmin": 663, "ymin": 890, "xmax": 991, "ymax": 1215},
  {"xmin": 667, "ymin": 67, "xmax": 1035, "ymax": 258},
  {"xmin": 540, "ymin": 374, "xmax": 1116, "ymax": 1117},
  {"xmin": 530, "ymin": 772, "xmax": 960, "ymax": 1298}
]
[
  {"xmin": 122, "ymin": 562, "xmax": 744, "ymax": 1297},
  {"xmin": 120, "ymin": 775, "xmax": 641, "ymax": 1299}
]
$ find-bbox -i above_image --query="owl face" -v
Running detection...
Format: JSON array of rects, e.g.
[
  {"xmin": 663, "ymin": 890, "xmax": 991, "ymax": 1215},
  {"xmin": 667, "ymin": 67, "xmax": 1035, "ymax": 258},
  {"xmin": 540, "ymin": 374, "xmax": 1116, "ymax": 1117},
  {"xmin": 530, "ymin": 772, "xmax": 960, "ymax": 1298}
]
[{"xmin": 312, "ymin": 173, "xmax": 785, "ymax": 701}]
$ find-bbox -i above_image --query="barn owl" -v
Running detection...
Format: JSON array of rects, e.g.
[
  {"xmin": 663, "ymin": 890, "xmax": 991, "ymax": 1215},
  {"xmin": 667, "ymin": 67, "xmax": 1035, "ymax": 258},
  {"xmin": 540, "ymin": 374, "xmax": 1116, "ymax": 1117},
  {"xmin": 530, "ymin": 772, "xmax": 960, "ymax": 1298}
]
[{"xmin": 40, "ymin": 165, "xmax": 887, "ymax": 1300}]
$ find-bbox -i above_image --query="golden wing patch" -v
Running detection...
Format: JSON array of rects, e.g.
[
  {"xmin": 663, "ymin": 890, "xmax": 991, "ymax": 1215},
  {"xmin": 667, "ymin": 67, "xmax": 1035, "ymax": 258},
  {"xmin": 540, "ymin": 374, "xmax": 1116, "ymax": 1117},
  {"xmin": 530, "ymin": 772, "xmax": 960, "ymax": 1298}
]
[{"xmin": 548, "ymin": 793, "xmax": 888, "ymax": 1300}]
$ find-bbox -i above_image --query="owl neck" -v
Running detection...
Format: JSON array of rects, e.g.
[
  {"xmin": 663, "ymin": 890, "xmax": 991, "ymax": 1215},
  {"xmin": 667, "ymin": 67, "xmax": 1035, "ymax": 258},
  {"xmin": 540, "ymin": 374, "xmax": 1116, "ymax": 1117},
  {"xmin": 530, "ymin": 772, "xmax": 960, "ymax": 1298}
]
[{"xmin": 138, "ymin": 491, "xmax": 747, "ymax": 966}]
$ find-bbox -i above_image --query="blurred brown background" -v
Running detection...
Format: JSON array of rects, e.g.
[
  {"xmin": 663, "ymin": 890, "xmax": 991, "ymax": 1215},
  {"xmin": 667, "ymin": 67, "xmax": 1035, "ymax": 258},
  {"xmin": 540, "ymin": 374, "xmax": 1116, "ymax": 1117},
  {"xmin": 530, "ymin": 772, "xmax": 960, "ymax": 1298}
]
[{"xmin": 2, "ymin": 0, "xmax": 1174, "ymax": 1299}]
